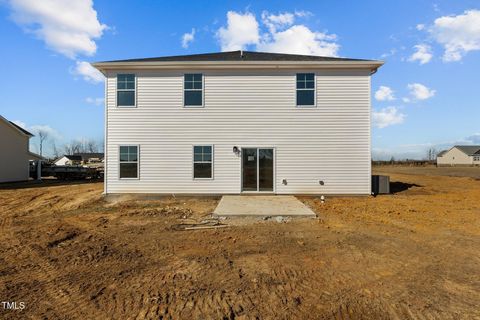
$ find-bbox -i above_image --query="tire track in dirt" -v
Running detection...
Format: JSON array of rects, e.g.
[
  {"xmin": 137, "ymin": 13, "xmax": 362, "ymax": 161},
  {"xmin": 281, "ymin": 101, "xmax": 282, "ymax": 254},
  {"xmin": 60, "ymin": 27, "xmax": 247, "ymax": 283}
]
[
  {"xmin": 2, "ymin": 176, "xmax": 480, "ymax": 319},
  {"xmin": 1, "ymin": 221, "xmax": 112, "ymax": 319}
]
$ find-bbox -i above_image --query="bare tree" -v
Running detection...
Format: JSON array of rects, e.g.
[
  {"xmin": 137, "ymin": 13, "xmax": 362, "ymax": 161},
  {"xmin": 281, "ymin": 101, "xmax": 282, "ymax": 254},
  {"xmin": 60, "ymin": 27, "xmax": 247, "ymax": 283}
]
[
  {"xmin": 52, "ymin": 140, "xmax": 60, "ymax": 159},
  {"xmin": 64, "ymin": 140, "xmax": 82, "ymax": 155},
  {"xmin": 63, "ymin": 138, "xmax": 103, "ymax": 155},
  {"xmin": 426, "ymin": 147, "xmax": 438, "ymax": 161},
  {"xmin": 87, "ymin": 140, "xmax": 99, "ymax": 153},
  {"xmin": 36, "ymin": 129, "xmax": 49, "ymax": 157}
]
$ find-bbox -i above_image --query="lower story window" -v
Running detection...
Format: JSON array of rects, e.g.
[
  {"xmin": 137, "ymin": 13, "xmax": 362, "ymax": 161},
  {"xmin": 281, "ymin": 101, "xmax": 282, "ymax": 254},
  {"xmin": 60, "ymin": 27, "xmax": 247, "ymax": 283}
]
[
  {"xmin": 193, "ymin": 145, "xmax": 213, "ymax": 179},
  {"xmin": 119, "ymin": 145, "xmax": 138, "ymax": 178}
]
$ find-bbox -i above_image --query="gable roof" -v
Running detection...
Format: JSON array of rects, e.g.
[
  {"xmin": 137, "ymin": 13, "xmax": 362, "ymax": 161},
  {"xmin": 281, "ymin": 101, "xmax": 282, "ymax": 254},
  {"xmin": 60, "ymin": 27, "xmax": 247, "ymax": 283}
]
[
  {"xmin": 454, "ymin": 145, "xmax": 480, "ymax": 156},
  {"xmin": 437, "ymin": 150, "xmax": 448, "ymax": 157},
  {"xmin": 92, "ymin": 50, "xmax": 384, "ymax": 73},
  {"xmin": 0, "ymin": 115, "xmax": 33, "ymax": 137},
  {"xmin": 98, "ymin": 50, "xmax": 375, "ymax": 63},
  {"xmin": 58, "ymin": 155, "xmax": 83, "ymax": 161},
  {"xmin": 29, "ymin": 151, "xmax": 43, "ymax": 160}
]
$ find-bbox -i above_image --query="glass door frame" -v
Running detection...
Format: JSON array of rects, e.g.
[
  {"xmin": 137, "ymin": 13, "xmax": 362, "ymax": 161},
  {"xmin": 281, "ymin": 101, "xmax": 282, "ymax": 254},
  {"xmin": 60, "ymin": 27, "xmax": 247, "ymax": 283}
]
[{"xmin": 240, "ymin": 147, "xmax": 276, "ymax": 193}]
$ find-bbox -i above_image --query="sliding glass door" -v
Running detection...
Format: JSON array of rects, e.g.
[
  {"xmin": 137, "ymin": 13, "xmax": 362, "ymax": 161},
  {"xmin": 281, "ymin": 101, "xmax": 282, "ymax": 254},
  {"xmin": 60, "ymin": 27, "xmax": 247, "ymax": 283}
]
[{"xmin": 242, "ymin": 148, "xmax": 274, "ymax": 192}]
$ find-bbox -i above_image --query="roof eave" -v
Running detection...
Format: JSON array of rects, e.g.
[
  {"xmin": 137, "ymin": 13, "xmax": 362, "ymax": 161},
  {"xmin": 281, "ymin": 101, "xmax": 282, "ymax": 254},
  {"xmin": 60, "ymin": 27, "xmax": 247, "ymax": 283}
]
[
  {"xmin": 91, "ymin": 60, "xmax": 384, "ymax": 74},
  {"xmin": 29, "ymin": 151, "xmax": 43, "ymax": 160},
  {"xmin": 0, "ymin": 115, "xmax": 34, "ymax": 137}
]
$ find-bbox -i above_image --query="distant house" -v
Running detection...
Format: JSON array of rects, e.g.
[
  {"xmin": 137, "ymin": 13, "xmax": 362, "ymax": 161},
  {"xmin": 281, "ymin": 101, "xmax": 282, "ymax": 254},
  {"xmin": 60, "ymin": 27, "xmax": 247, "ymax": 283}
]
[
  {"xmin": 54, "ymin": 153, "xmax": 104, "ymax": 166},
  {"xmin": 74, "ymin": 153, "xmax": 104, "ymax": 163},
  {"xmin": 54, "ymin": 155, "xmax": 82, "ymax": 166},
  {"xmin": 0, "ymin": 115, "xmax": 42, "ymax": 183},
  {"xmin": 437, "ymin": 146, "xmax": 480, "ymax": 166}
]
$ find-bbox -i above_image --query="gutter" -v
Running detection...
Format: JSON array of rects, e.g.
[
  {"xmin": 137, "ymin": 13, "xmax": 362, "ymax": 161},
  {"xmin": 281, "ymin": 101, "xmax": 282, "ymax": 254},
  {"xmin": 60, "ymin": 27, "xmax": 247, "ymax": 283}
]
[{"xmin": 91, "ymin": 60, "xmax": 385, "ymax": 74}]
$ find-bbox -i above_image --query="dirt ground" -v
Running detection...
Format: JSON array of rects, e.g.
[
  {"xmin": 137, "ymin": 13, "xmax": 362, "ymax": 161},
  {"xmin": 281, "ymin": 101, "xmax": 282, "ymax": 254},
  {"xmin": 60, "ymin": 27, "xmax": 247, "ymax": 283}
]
[
  {"xmin": 1, "ymin": 167, "xmax": 479, "ymax": 319},
  {"xmin": 374, "ymin": 165, "xmax": 480, "ymax": 179}
]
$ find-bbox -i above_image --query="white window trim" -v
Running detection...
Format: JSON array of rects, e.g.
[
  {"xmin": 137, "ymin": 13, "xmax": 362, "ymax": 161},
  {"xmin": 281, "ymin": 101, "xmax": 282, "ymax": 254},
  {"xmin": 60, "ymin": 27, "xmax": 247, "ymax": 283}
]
[
  {"xmin": 296, "ymin": 73, "xmax": 316, "ymax": 108},
  {"xmin": 183, "ymin": 73, "xmax": 204, "ymax": 108},
  {"xmin": 116, "ymin": 73, "xmax": 137, "ymax": 108},
  {"xmin": 118, "ymin": 145, "xmax": 140, "ymax": 180},
  {"xmin": 192, "ymin": 144, "xmax": 214, "ymax": 180}
]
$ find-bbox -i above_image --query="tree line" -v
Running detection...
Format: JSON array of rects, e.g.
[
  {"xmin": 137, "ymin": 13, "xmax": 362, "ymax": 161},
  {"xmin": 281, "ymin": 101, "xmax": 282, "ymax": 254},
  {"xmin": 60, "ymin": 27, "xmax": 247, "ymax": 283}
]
[{"xmin": 33, "ymin": 128, "xmax": 103, "ymax": 159}]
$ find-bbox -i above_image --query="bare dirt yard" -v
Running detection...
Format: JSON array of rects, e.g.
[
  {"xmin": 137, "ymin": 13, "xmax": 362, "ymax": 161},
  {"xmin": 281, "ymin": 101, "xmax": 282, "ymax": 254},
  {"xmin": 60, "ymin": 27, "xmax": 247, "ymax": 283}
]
[{"xmin": 1, "ymin": 167, "xmax": 479, "ymax": 319}]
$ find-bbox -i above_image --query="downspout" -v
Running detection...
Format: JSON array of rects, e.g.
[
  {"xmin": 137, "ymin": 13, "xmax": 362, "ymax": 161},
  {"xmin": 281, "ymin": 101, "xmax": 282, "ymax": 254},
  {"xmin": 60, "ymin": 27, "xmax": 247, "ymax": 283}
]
[{"xmin": 104, "ymin": 71, "xmax": 108, "ymax": 194}]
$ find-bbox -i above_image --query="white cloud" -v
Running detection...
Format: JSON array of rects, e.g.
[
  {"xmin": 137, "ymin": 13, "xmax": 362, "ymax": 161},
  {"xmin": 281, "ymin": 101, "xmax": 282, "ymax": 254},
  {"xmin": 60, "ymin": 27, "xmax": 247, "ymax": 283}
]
[
  {"xmin": 374, "ymin": 86, "xmax": 395, "ymax": 101},
  {"xmin": 465, "ymin": 133, "xmax": 480, "ymax": 144},
  {"xmin": 181, "ymin": 28, "xmax": 195, "ymax": 49},
  {"xmin": 257, "ymin": 25, "xmax": 339, "ymax": 56},
  {"xmin": 430, "ymin": 9, "xmax": 480, "ymax": 62},
  {"xmin": 12, "ymin": 121, "xmax": 62, "ymax": 141},
  {"xmin": 29, "ymin": 124, "xmax": 61, "ymax": 140},
  {"xmin": 372, "ymin": 107, "xmax": 405, "ymax": 128},
  {"xmin": 402, "ymin": 97, "xmax": 411, "ymax": 103},
  {"xmin": 8, "ymin": 0, "xmax": 107, "ymax": 59},
  {"xmin": 380, "ymin": 48, "xmax": 397, "ymax": 59},
  {"xmin": 416, "ymin": 24, "xmax": 425, "ymax": 31},
  {"xmin": 85, "ymin": 97, "xmax": 104, "ymax": 106},
  {"xmin": 408, "ymin": 44, "xmax": 433, "ymax": 64},
  {"xmin": 261, "ymin": 11, "xmax": 295, "ymax": 32},
  {"xmin": 216, "ymin": 11, "xmax": 260, "ymax": 51},
  {"xmin": 294, "ymin": 10, "xmax": 312, "ymax": 18},
  {"xmin": 407, "ymin": 83, "xmax": 436, "ymax": 100},
  {"xmin": 72, "ymin": 61, "xmax": 104, "ymax": 83},
  {"xmin": 216, "ymin": 10, "xmax": 339, "ymax": 56}
]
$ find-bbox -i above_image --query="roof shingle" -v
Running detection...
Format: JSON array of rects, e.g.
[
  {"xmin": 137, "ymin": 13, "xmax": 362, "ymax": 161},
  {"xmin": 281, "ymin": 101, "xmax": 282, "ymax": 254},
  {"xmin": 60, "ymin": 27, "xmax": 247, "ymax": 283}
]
[
  {"xmin": 98, "ymin": 50, "xmax": 376, "ymax": 64},
  {"xmin": 455, "ymin": 145, "xmax": 480, "ymax": 155}
]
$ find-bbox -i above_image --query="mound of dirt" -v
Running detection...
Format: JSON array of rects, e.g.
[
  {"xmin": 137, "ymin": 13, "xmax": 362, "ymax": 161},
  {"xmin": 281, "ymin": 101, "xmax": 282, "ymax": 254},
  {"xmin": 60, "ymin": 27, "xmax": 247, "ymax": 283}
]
[{"xmin": 122, "ymin": 205, "xmax": 194, "ymax": 218}]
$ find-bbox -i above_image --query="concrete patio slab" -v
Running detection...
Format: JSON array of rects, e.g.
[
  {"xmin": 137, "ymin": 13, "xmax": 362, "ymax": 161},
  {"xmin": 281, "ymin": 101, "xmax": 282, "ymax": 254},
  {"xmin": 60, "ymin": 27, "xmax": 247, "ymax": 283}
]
[{"xmin": 213, "ymin": 195, "xmax": 316, "ymax": 217}]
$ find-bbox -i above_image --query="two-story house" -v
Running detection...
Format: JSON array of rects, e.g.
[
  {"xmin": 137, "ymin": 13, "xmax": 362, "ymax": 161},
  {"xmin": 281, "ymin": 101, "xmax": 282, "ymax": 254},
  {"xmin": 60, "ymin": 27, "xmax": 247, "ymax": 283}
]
[{"xmin": 92, "ymin": 51, "xmax": 383, "ymax": 195}]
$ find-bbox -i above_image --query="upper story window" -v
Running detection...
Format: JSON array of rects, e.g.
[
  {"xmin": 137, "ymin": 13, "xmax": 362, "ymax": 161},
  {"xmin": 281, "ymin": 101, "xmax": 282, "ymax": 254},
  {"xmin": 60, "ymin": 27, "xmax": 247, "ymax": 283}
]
[
  {"xmin": 119, "ymin": 145, "xmax": 139, "ymax": 179},
  {"xmin": 184, "ymin": 74, "xmax": 203, "ymax": 107},
  {"xmin": 193, "ymin": 145, "xmax": 213, "ymax": 179},
  {"xmin": 117, "ymin": 74, "xmax": 136, "ymax": 107},
  {"xmin": 296, "ymin": 73, "xmax": 315, "ymax": 107}
]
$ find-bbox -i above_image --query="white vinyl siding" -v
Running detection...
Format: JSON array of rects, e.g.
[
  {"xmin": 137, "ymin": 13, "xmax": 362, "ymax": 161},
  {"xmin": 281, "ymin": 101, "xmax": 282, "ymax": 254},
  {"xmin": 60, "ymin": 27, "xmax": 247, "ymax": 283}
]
[
  {"xmin": 0, "ymin": 121, "xmax": 30, "ymax": 183},
  {"xmin": 105, "ymin": 69, "xmax": 371, "ymax": 194}
]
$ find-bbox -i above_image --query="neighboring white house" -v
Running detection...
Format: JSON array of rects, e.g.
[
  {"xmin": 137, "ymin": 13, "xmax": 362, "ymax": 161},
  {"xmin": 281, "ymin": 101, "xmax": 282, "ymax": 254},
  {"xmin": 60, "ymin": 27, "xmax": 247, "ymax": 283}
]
[
  {"xmin": 74, "ymin": 153, "xmax": 104, "ymax": 164},
  {"xmin": 0, "ymin": 115, "xmax": 41, "ymax": 183},
  {"xmin": 437, "ymin": 146, "xmax": 480, "ymax": 166},
  {"xmin": 54, "ymin": 155, "xmax": 83, "ymax": 166},
  {"xmin": 54, "ymin": 153, "xmax": 104, "ymax": 166},
  {"xmin": 92, "ymin": 51, "xmax": 383, "ymax": 195}
]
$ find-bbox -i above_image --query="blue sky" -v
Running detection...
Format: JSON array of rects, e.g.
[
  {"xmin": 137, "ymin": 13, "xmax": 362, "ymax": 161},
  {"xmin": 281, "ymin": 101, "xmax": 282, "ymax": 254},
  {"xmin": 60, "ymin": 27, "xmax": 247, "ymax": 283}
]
[{"xmin": 1, "ymin": 0, "xmax": 479, "ymax": 159}]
